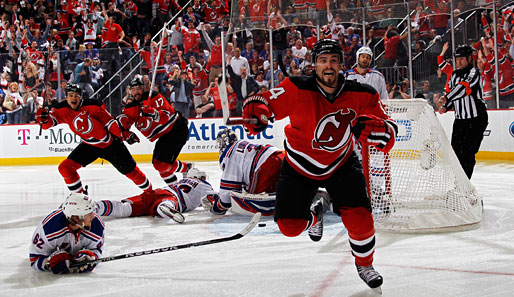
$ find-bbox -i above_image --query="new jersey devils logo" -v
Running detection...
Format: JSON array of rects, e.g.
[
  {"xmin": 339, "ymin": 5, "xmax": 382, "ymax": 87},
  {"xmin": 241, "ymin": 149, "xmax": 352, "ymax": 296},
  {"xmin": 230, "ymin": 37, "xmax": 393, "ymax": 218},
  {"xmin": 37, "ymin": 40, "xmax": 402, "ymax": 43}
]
[
  {"xmin": 312, "ymin": 109, "xmax": 356, "ymax": 152},
  {"xmin": 73, "ymin": 111, "xmax": 93, "ymax": 134},
  {"xmin": 136, "ymin": 118, "xmax": 152, "ymax": 131}
]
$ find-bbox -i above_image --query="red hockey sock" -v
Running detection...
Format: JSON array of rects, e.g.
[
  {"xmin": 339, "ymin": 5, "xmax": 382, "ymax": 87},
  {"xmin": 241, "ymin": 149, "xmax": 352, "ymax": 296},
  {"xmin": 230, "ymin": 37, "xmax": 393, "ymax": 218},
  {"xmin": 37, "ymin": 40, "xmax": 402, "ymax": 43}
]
[
  {"xmin": 123, "ymin": 193, "xmax": 150, "ymax": 217},
  {"xmin": 125, "ymin": 167, "xmax": 152, "ymax": 191},
  {"xmin": 58, "ymin": 159, "xmax": 83, "ymax": 193},
  {"xmin": 154, "ymin": 159, "xmax": 187, "ymax": 186},
  {"xmin": 276, "ymin": 218, "xmax": 309, "ymax": 237},
  {"xmin": 340, "ymin": 207, "xmax": 376, "ymax": 266}
]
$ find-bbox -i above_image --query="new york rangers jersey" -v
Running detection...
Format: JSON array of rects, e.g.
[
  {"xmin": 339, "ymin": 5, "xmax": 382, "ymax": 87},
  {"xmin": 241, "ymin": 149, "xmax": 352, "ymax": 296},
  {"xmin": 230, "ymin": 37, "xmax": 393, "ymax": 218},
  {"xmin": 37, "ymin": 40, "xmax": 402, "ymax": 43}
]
[
  {"xmin": 258, "ymin": 75, "xmax": 390, "ymax": 180},
  {"xmin": 167, "ymin": 178, "xmax": 218, "ymax": 212},
  {"xmin": 29, "ymin": 210, "xmax": 104, "ymax": 271},
  {"xmin": 43, "ymin": 99, "xmax": 124, "ymax": 148},
  {"xmin": 345, "ymin": 68, "xmax": 389, "ymax": 101},
  {"xmin": 219, "ymin": 140, "xmax": 282, "ymax": 204},
  {"xmin": 118, "ymin": 92, "xmax": 180, "ymax": 142},
  {"xmin": 96, "ymin": 179, "xmax": 217, "ymax": 217}
]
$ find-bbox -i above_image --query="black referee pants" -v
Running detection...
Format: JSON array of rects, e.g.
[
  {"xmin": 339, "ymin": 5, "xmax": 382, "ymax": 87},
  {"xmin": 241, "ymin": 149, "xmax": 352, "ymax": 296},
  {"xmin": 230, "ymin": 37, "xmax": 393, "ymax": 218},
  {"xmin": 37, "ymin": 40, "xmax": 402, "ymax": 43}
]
[{"xmin": 451, "ymin": 115, "xmax": 488, "ymax": 179}]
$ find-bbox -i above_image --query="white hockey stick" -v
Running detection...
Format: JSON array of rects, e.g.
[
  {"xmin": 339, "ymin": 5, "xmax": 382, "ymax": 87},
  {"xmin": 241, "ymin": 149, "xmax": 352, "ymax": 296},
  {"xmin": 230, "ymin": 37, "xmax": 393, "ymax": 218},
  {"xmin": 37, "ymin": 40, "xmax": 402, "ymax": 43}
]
[
  {"xmin": 69, "ymin": 212, "xmax": 262, "ymax": 268},
  {"xmin": 147, "ymin": 24, "xmax": 167, "ymax": 106}
]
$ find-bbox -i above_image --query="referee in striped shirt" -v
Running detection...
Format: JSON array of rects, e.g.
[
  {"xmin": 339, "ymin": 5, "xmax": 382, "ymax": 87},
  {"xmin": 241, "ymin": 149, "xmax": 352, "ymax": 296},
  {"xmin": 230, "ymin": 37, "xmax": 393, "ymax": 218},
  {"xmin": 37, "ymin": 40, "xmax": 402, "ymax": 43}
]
[{"xmin": 437, "ymin": 45, "xmax": 488, "ymax": 179}]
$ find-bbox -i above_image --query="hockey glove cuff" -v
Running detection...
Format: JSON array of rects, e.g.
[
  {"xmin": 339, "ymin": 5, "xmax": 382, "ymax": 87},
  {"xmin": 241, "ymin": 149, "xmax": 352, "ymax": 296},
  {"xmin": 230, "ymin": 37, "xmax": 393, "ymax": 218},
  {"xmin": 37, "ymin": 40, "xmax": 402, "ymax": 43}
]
[
  {"xmin": 201, "ymin": 194, "xmax": 230, "ymax": 215},
  {"xmin": 47, "ymin": 250, "xmax": 72, "ymax": 274},
  {"xmin": 353, "ymin": 115, "xmax": 397, "ymax": 153},
  {"xmin": 72, "ymin": 249, "xmax": 98, "ymax": 273},
  {"xmin": 122, "ymin": 130, "xmax": 140, "ymax": 145},
  {"xmin": 36, "ymin": 108, "xmax": 51, "ymax": 127},
  {"xmin": 242, "ymin": 95, "xmax": 272, "ymax": 135}
]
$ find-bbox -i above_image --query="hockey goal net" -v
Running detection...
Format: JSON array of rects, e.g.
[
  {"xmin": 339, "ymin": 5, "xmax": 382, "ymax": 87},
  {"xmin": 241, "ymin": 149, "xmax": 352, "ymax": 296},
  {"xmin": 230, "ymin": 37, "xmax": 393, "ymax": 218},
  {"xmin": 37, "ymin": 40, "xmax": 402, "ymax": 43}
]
[{"xmin": 365, "ymin": 99, "xmax": 482, "ymax": 233}]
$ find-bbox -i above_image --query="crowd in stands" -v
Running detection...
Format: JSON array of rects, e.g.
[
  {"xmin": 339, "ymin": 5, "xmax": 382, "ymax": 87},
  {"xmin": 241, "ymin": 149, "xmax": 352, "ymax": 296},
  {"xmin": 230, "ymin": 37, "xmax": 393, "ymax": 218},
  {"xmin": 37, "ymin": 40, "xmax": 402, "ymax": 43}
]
[{"xmin": 0, "ymin": 0, "xmax": 513, "ymax": 125}]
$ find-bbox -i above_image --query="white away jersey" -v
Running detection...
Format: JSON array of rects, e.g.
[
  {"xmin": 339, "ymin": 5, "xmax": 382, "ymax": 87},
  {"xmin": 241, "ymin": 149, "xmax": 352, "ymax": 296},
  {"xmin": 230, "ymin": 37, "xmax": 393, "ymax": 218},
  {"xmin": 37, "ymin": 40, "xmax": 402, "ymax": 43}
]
[
  {"xmin": 219, "ymin": 140, "xmax": 281, "ymax": 203},
  {"xmin": 29, "ymin": 210, "xmax": 104, "ymax": 271},
  {"xmin": 168, "ymin": 178, "xmax": 218, "ymax": 212},
  {"xmin": 345, "ymin": 68, "xmax": 389, "ymax": 101}
]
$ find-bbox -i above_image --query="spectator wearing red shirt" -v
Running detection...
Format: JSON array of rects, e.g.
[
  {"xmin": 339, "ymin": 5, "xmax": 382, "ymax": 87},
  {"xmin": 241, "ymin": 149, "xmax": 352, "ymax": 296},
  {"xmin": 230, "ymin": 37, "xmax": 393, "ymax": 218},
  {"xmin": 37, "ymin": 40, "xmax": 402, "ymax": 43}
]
[
  {"xmin": 101, "ymin": 8, "xmax": 125, "ymax": 74},
  {"xmin": 248, "ymin": 0, "xmax": 266, "ymax": 25},
  {"xmin": 249, "ymin": 51, "xmax": 264, "ymax": 75},
  {"xmin": 432, "ymin": 0, "xmax": 449, "ymax": 36},
  {"xmin": 381, "ymin": 25, "xmax": 408, "ymax": 67},
  {"xmin": 179, "ymin": 21, "xmax": 201, "ymax": 61},
  {"xmin": 201, "ymin": 23, "xmax": 228, "ymax": 83},
  {"xmin": 202, "ymin": 0, "xmax": 227, "ymax": 26},
  {"xmin": 55, "ymin": 10, "xmax": 71, "ymax": 38}
]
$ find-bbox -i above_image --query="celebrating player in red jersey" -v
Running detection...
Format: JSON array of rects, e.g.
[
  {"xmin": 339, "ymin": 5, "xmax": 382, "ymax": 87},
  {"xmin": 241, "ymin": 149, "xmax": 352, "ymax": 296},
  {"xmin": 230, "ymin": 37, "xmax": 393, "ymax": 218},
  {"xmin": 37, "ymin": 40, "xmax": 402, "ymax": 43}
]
[
  {"xmin": 242, "ymin": 39, "xmax": 398, "ymax": 293},
  {"xmin": 36, "ymin": 84, "xmax": 151, "ymax": 194},
  {"xmin": 118, "ymin": 76, "xmax": 192, "ymax": 187}
]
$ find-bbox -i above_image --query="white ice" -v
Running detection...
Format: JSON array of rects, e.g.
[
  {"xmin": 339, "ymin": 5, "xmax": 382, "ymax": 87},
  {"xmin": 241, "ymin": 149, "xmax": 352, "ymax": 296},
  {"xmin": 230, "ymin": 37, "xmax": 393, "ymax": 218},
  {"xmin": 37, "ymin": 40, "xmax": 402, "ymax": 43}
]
[{"xmin": 1, "ymin": 161, "xmax": 513, "ymax": 297}]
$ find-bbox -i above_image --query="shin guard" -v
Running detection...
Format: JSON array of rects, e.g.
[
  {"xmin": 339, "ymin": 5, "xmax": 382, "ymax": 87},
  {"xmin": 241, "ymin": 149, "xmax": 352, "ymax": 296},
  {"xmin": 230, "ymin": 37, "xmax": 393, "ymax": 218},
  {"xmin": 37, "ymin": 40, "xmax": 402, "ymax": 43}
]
[
  {"xmin": 58, "ymin": 159, "xmax": 83, "ymax": 193},
  {"xmin": 125, "ymin": 167, "xmax": 152, "ymax": 191},
  {"xmin": 340, "ymin": 207, "xmax": 376, "ymax": 266}
]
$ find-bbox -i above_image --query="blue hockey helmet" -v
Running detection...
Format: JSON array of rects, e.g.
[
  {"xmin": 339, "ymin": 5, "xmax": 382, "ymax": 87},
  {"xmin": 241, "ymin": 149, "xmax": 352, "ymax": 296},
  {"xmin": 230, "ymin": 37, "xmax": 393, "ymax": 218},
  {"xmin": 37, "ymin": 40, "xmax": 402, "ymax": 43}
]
[{"xmin": 216, "ymin": 128, "xmax": 238, "ymax": 156}]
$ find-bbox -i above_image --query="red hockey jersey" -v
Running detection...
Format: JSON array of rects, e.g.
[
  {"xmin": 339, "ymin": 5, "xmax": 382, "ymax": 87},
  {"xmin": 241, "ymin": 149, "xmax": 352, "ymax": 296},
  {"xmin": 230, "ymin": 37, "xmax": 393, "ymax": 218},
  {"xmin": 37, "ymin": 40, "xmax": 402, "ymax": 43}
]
[
  {"xmin": 118, "ymin": 92, "xmax": 179, "ymax": 142},
  {"xmin": 42, "ymin": 100, "xmax": 124, "ymax": 148},
  {"xmin": 259, "ymin": 75, "xmax": 392, "ymax": 180}
]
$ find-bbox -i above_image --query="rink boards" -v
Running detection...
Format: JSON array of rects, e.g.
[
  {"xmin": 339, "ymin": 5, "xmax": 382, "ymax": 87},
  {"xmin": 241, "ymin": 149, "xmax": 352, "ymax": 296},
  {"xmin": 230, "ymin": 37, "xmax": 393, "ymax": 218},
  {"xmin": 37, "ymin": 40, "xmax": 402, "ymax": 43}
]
[{"xmin": 0, "ymin": 109, "xmax": 513, "ymax": 165}]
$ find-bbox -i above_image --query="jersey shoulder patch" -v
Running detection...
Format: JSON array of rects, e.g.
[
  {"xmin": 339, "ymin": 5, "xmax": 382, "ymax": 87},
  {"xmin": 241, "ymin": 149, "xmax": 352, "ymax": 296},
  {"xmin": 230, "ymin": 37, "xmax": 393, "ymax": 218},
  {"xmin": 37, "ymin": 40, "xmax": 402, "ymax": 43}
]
[
  {"xmin": 344, "ymin": 79, "xmax": 377, "ymax": 95},
  {"xmin": 54, "ymin": 100, "xmax": 70, "ymax": 110},
  {"xmin": 288, "ymin": 75, "xmax": 317, "ymax": 91},
  {"xmin": 369, "ymin": 68, "xmax": 385, "ymax": 78},
  {"xmin": 42, "ymin": 210, "xmax": 68, "ymax": 235},
  {"xmin": 82, "ymin": 99, "xmax": 103, "ymax": 107}
]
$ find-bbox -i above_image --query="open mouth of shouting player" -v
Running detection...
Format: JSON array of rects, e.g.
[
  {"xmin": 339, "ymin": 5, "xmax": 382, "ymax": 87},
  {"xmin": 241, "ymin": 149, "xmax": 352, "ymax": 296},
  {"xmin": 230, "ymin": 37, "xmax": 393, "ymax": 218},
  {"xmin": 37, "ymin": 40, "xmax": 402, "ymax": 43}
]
[
  {"xmin": 66, "ymin": 91, "xmax": 82, "ymax": 110},
  {"xmin": 131, "ymin": 85, "xmax": 144, "ymax": 101},
  {"xmin": 315, "ymin": 54, "xmax": 341, "ymax": 89}
]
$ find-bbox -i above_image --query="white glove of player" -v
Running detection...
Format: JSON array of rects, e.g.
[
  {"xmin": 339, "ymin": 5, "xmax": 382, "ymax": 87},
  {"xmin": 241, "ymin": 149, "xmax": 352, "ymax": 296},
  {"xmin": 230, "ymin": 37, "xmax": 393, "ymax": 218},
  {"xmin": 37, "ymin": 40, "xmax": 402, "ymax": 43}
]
[
  {"xmin": 201, "ymin": 194, "xmax": 230, "ymax": 215},
  {"xmin": 72, "ymin": 249, "xmax": 98, "ymax": 273}
]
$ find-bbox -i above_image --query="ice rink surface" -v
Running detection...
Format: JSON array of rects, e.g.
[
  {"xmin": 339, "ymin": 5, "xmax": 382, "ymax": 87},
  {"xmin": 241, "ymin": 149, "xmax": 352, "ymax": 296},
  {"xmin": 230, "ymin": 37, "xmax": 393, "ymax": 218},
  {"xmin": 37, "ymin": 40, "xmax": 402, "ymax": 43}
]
[{"xmin": 1, "ymin": 160, "xmax": 513, "ymax": 297}]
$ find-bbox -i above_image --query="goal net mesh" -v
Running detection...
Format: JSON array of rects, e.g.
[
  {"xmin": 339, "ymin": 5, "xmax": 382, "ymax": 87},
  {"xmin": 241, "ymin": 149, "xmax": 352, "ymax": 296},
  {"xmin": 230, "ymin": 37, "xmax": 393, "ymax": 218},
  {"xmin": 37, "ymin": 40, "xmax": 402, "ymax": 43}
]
[{"xmin": 367, "ymin": 99, "xmax": 482, "ymax": 233}]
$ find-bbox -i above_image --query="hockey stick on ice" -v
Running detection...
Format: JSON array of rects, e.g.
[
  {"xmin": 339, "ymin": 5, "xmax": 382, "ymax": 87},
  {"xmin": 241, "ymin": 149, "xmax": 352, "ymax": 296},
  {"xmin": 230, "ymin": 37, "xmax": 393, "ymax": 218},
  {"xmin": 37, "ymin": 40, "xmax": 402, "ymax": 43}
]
[{"xmin": 70, "ymin": 212, "xmax": 262, "ymax": 268}]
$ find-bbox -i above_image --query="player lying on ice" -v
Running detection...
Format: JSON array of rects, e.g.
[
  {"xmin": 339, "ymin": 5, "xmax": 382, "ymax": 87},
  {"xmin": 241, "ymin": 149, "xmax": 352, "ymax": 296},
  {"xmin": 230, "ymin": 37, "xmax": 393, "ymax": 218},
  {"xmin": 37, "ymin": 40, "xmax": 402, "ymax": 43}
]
[
  {"xmin": 201, "ymin": 128, "xmax": 284, "ymax": 216},
  {"xmin": 241, "ymin": 39, "xmax": 398, "ymax": 293},
  {"xmin": 95, "ymin": 169, "xmax": 217, "ymax": 224},
  {"xmin": 29, "ymin": 193, "xmax": 104, "ymax": 274}
]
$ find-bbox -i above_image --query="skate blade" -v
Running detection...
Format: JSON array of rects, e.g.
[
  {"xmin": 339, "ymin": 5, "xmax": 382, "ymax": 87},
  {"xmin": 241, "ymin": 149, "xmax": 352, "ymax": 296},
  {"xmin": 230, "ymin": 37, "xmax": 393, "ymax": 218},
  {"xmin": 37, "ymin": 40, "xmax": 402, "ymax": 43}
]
[
  {"xmin": 159, "ymin": 205, "xmax": 185, "ymax": 224},
  {"xmin": 171, "ymin": 212, "xmax": 185, "ymax": 224},
  {"xmin": 372, "ymin": 286, "xmax": 382, "ymax": 295}
]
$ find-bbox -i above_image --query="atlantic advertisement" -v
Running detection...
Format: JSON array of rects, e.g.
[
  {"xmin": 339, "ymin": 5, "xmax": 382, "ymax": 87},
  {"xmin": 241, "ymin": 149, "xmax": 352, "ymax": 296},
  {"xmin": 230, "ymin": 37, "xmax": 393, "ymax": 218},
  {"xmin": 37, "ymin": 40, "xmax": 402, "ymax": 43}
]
[
  {"xmin": 0, "ymin": 118, "xmax": 287, "ymax": 160},
  {"xmin": 1, "ymin": 110, "xmax": 513, "ymax": 163}
]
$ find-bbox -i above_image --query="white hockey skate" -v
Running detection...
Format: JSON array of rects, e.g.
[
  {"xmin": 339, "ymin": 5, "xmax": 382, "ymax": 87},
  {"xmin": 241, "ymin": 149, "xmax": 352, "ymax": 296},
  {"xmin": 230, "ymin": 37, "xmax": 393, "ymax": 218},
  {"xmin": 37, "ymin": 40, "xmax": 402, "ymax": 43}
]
[
  {"xmin": 157, "ymin": 201, "xmax": 185, "ymax": 224},
  {"xmin": 308, "ymin": 198, "xmax": 324, "ymax": 242},
  {"xmin": 356, "ymin": 263, "xmax": 383, "ymax": 294}
]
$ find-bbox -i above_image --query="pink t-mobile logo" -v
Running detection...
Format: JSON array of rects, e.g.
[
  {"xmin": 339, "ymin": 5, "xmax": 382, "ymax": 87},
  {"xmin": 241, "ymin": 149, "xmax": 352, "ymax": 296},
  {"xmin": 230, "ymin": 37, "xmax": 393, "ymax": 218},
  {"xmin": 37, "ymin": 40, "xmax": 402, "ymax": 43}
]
[{"xmin": 18, "ymin": 129, "xmax": 30, "ymax": 145}]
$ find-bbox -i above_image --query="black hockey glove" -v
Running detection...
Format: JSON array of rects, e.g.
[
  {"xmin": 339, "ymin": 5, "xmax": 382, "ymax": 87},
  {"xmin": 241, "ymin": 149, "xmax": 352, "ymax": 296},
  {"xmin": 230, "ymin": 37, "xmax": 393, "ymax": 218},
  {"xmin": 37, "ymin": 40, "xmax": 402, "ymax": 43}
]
[{"xmin": 141, "ymin": 106, "xmax": 159, "ymax": 121}]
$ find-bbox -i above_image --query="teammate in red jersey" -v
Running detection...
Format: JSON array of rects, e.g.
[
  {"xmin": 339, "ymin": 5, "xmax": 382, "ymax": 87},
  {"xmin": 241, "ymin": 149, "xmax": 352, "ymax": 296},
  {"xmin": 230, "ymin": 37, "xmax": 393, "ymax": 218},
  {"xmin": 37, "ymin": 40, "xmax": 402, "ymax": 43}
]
[
  {"xmin": 242, "ymin": 39, "xmax": 397, "ymax": 293},
  {"xmin": 118, "ymin": 75, "xmax": 192, "ymax": 187},
  {"xmin": 36, "ymin": 84, "xmax": 152, "ymax": 193}
]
